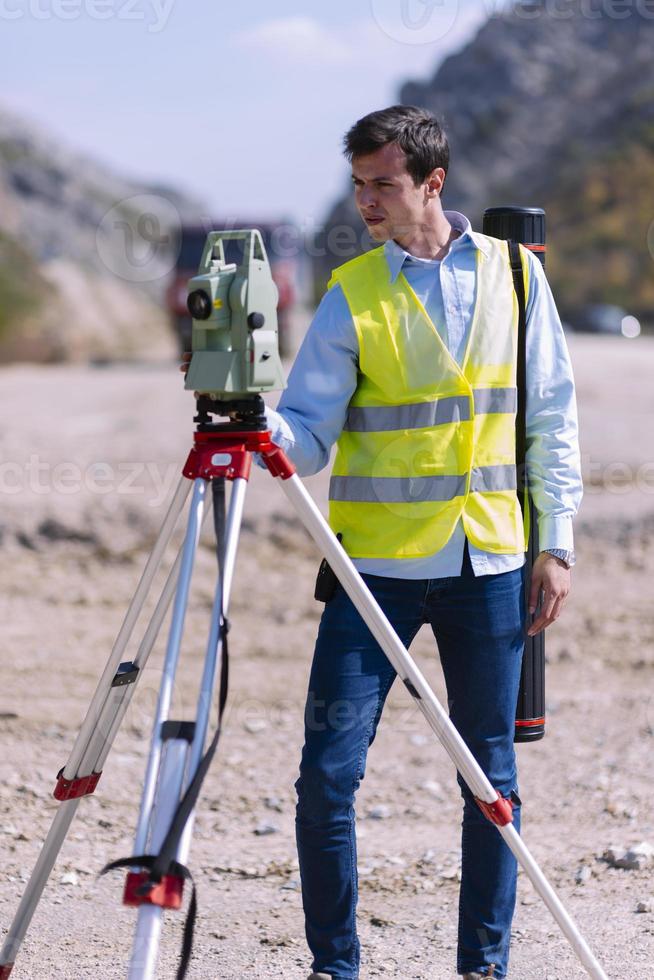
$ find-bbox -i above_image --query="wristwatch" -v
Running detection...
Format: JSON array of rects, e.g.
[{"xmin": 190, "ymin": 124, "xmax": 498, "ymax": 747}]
[{"xmin": 543, "ymin": 548, "xmax": 576, "ymax": 569}]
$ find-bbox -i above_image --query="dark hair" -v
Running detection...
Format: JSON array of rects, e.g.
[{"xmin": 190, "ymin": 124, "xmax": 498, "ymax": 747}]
[{"xmin": 343, "ymin": 105, "xmax": 449, "ymax": 186}]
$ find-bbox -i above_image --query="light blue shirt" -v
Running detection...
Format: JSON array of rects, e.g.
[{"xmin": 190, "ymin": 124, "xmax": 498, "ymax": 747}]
[{"xmin": 265, "ymin": 210, "xmax": 582, "ymax": 579}]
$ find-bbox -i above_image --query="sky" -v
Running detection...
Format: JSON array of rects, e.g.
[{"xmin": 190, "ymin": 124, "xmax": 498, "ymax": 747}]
[{"xmin": 0, "ymin": 0, "xmax": 508, "ymax": 225}]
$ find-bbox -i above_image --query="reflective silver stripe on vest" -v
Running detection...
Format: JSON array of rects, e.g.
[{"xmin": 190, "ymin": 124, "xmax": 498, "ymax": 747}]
[
  {"xmin": 344, "ymin": 396, "xmax": 470, "ymax": 433},
  {"xmin": 470, "ymin": 464, "xmax": 517, "ymax": 493},
  {"xmin": 330, "ymin": 466, "xmax": 516, "ymax": 503},
  {"xmin": 473, "ymin": 387, "xmax": 517, "ymax": 415},
  {"xmin": 329, "ymin": 474, "xmax": 466, "ymax": 504},
  {"xmin": 344, "ymin": 389, "xmax": 516, "ymax": 433}
]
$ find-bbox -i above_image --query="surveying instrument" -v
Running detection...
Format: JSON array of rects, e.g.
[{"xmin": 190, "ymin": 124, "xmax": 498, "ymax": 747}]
[{"xmin": 0, "ymin": 227, "xmax": 608, "ymax": 979}]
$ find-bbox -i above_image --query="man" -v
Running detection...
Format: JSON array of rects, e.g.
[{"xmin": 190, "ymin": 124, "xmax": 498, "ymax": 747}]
[{"xmin": 268, "ymin": 106, "xmax": 581, "ymax": 980}]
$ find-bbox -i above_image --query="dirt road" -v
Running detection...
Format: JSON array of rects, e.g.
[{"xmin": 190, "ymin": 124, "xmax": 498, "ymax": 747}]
[{"xmin": 1, "ymin": 334, "xmax": 653, "ymax": 979}]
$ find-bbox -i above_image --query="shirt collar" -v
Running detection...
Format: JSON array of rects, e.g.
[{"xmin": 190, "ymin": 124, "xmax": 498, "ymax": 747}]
[{"xmin": 383, "ymin": 210, "xmax": 490, "ymax": 282}]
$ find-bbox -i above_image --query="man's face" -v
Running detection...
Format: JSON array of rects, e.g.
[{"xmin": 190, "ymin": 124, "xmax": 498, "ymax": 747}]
[{"xmin": 351, "ymin": 142, "xmax": 441, "ymax": 244}]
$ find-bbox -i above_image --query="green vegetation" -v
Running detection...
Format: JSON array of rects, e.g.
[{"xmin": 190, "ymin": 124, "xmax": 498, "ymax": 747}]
[
  {"xmin": 0, "ymin": 231, "xmax": 48, "ymax": 340},
  {"xmin": 545, "ymin": 131, "xmax": 654, "ymax": 322}
]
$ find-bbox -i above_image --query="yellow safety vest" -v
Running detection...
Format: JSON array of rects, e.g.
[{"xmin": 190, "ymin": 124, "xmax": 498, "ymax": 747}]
[{"xmin": 328, "ymin": 236, "xmax": 530, "ymax": 559}]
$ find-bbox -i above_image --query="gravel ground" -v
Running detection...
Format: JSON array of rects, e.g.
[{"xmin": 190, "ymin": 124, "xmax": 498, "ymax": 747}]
[{"xmin": 0, "ymin": 333, "xmax": 653, "ymax": 979}]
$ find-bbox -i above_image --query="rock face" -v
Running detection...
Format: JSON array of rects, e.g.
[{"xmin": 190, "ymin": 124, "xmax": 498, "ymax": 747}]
[
  {"xmin": 0, "ymin": 104, "xmax": 204, "ymax": 362},
  {"xmin": 318, "ymin": 0, "xmax": 654, "ymax": 319}
]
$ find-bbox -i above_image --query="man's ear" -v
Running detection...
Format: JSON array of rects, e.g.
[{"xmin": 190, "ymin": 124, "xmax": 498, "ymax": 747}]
[{"xmin": 425, "ymin": 168, "xmax": 446, "ymax": 199}]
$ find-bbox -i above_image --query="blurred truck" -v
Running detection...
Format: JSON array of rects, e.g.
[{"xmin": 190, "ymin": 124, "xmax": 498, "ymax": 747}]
[{"xmin": 166, "ymin": 220, "xmax": 300, "ymax": 356}]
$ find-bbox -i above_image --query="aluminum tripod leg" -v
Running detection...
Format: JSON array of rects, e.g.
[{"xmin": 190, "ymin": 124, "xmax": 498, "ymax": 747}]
[
  {"xmin": 176, "ymin": 477, "xmax": 247, "ymax": 866},
  {"xmin": 90, "ymin": 498, "xmax": 214, "ymax": 780},
  {"xmin": 131, "ymin": 478, "xmax": 208, "ymax": 864},
  {"xmin": 66, "ymin": 477, "xmax": 191, "ymax": 778},
  {"xmin": 277, "ymin": 472, "xmax": 609, "ymax": 980},
  {"xmin": 127, "ymin": 477, "xmax": 247, "ymax": 980},
  {"xmin": 0, "ymin": 477, "xmax": 212, "ymax": 978},
  {"xmin": 0, "ymin": 801, "xmax": 80, "ymax": 972}
]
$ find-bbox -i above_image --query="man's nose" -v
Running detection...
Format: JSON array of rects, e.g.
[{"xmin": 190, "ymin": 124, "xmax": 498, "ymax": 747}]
[{"xmin": 358, "ymin": 185, "xmax": 377, "ymax": 209}]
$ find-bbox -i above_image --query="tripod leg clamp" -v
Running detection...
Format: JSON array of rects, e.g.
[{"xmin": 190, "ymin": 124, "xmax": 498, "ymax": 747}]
[
  {"xmin": 260, "ymin": 444, "xmax": 295, "ymax": 479},
  {"xmin": 123, "ymin": 871, "xmax": 184, "ymax": 910},
  {"xmin": 53, "ymin": 768, "xmax": 102, "ymax": 801},
  {"xmin": 475, "ymin": 792, "xmax": 515, "ymax": 826}
]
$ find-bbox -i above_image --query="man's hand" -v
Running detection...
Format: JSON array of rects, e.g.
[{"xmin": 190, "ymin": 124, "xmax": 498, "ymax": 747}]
[
  {"xmin": 527, "ymin": 552, "xmax": 571, "ymax": 636},
  {"xmin": 179, "ymin": 351, "xmax": 192, "ymax": 377}
]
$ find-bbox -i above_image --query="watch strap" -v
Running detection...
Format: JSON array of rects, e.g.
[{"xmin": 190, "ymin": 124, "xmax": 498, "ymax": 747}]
[{"xmin": 543, "ymin": 548, "xmax": 575, "ymax": 568}]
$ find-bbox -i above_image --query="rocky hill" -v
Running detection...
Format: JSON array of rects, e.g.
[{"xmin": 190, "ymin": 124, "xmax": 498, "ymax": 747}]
[
  {"xmin": 319, "ymin": 0, "xmax": 654, "ymax": 320},
  {"xmin": 0, "ymin": 105, "xmax": 204, "ymax": 362}
]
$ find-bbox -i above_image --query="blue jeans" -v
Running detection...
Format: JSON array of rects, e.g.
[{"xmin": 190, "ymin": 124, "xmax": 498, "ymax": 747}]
[{"xmin": 295, "ymin": 545, "xmax": 526, "ymax": 979}]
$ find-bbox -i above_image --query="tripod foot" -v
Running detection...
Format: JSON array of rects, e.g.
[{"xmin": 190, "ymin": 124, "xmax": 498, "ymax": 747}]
[{"xmin": 0, "ymin": 965, "xmax": 14, "ymax": 979}]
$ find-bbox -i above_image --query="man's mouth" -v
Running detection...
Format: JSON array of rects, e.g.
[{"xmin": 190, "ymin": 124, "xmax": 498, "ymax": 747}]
[{"xmin": 364, "ymin": 215, "xmax": 385, "ymax": 226}]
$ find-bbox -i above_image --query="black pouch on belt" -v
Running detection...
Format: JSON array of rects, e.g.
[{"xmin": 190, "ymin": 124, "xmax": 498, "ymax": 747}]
[{"xmin": 314, "ymin": 533, "xmax": 342, "ymax": 602}]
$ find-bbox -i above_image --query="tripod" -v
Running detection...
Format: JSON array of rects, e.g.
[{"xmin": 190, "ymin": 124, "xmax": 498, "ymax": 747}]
[{"xmin": 0, "ymin": 404, "xmax": 609, "ymax": 980}]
